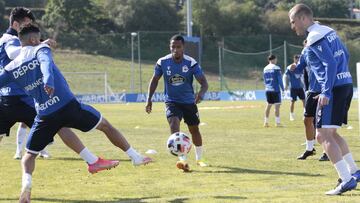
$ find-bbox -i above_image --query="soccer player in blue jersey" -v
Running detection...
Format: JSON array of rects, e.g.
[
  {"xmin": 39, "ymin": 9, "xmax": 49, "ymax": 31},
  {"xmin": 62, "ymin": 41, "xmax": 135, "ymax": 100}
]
[
  {"xmin": 283, "ymin": 54, "xmax": 305, "ymax": 121},
  {"xmin": 0, "ymin": 7, "xmax": 111, "ymax": 167},
  {"xmin": 145, "ymin": 35, "xmax": 209, "ymax": 172},
  {"xmin": 0, "ymin": 7, "xmax": 54, "ymax": 159},
  {"xmin": 289, "ymin": 3, "xmax": 360, "ymax": 195},
  {"xmin": 263, "ymin": 54, "xmax": 284, "ymax": 127},
  {"xmin": 0, "ymin": 24, "xmax": 152, "ymax": 202}
]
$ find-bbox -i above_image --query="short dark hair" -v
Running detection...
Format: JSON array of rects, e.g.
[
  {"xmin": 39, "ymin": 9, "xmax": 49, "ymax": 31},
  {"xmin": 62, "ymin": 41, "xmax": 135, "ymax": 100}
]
[
  {"xmin": 9, "ymin": 7, "xmax": 35, "ymax": 25},
  {"xmin": 170, "ymin": 34, "xmax": 185, "ymax": 44},
  {"xmin": 293, "ymin": 54, "xmax": 300, "ymax": 60},
  {"xmin": 289, "ymin": 4, "xmax": 313, "ymax": 19},
  {"xmin": 18, "ymin": 24, "xmax": 40, "ymax": 41},
  {"xmin": 268, "ymin": 54, "xmax": 276, "ymax": 61}
]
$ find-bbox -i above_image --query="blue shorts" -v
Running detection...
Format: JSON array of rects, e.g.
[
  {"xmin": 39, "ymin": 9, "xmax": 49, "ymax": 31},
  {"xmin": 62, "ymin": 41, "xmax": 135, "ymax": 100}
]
[
  {"xmin": 316, "ymin": 84, "xmax": 353, "ymax": 128},
  {"xmin": 165, "ymin": 102, "xmax": 200, "ymax": 126},
  {"xmin": 265, "ymin": 91, "xmax": 281, "ymax": 104},
  {"xmin": 0, "ymin": 96, "xmax": 36, "ymax": 137},
  {"xmin": 26, "ymin": 99, "xmax": 102, "ymax": 153},
  {"xmin": 304, "ymin": 92, "xmax": 320, "ymax": 118},
  {"xmin": 290, "ymin": 88, "xmax": 305, "ymax": 102}
]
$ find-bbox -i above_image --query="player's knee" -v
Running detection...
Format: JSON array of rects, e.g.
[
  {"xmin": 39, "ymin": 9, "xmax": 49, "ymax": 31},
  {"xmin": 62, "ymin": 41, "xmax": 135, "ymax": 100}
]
[{"xmin": 97, "ymin": 117, "xmax": 113, "ymax": 132}]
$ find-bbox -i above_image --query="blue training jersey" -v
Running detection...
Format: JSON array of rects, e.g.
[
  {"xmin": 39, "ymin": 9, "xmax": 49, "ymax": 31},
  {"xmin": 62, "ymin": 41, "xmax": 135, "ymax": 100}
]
[
  {"xmin": 285, "ymin": 65, "xmax": 303, "ymax": 89},
  {"xmin": 306, "ymin": 23, "xmax": 352, "ymax": 99},
  {"xmin": 293, "ymin": 47, "xmax": 321, "ymax": 93},
  {"xmin": 263, "ymin": 63, "xmax": 284, "ymax": 92},
  {"xmin": 0, "ymin": 28, "xmax": 30, "ymax": 101},
  {"xmin": 154, "ymin": 54, "xmax": 204, "ymax": 104},
  {"xmin": 0, "ymin": 44, "xmax": 75, "ymax": 116}
]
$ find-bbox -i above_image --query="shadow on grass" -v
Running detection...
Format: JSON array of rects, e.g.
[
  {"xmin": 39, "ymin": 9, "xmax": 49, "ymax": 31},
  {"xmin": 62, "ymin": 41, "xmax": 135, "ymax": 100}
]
[
  {"xmin": 49, "ymin": 157, "xmax": 131, "ymax": 162},
  {"xmin": 168, "ymin": 197, "xmax": 189, "ymax": 203},
  {"xmin": 194, "ymin": 165, "xmax": 322, "ymax": 177},
  {"xmin": 214, "ymin": 195, "xmax": 247, "ymax": 200},
  {"xmin": 0, "ymin": 196, "xmax": 160, "ymax": 203}
]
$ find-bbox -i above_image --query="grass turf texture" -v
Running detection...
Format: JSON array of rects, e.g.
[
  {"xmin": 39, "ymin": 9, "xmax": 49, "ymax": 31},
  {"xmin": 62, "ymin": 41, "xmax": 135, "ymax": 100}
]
[{"xmin": 0, "ymin": 100, "xmax": 360, "ymax": 202}]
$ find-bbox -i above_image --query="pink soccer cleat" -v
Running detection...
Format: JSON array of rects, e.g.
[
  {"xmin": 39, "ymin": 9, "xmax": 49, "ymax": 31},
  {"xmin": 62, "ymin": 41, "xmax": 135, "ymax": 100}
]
[{"xmin": 88, "ymin": 158, "xmax": 119, "ymax": 174}]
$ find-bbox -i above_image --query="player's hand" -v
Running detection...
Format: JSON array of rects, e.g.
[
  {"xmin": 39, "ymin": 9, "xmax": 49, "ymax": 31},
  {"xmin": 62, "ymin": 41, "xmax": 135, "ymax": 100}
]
[
  {"xmin": 145, "ymin": 101, "xmax": 152, "ymax": 114},
  {"xmin": 195, "ymin": 93, "xmax": 204, "ymax": 104},
  {"xmin": 44, "ymin": 85, "xmax": 54, "ymax": 97},
  {"xmin": 43, "ymin": 38, "xmax": 57, "ymax": 49},
  {"xmin": 314, "ymin": 94, "xmax": 329, "ymax": 107}
]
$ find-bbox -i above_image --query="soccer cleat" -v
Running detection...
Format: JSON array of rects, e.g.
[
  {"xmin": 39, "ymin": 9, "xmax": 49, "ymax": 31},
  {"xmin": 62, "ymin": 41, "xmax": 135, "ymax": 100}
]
[
  {"xmin": 325, "ymin": 178, "xmax": 357, "ymax": 195},
  {"xmin": 352, "ymin": 170, "xmax": 360, "ymax": 182},
  {"xmin": 19, "ymin": 188, "xmax": 31, "ymax": 203},
  {"xmin": 14, "ymin": 152, "xmax": 22, "ymax": 160},
  {"xmin": 39, "ymin": 150, "xmax": 51, "ymax": 159},
  {"xmin": 275, "ymin": 123, "xmax": 283, "ymax": 127},
  {"xmin": 263, "ymin": 123, "xmax": 269, "ymax": 128},
  {"xmin": 132, "ymin": 156, "xmax": 153, "ymax": 166},
  {"xmin": 196, "ymin": 160, "xmax": 209, "ymax": 167},
  {"xmin": 176, "ymin": 160, "xmax": 190, "ymax": 172},
  {"xmin": 297, "ymin": 148, "xmax": 316, "ymax": 160},
  {"xmin": 88, "ymin": 158, "xmax": 119, "ymax": 174},
  {"xmin": 319, "ymin": 153, "xmax": 329, "ymax": 161},
  {"xmin": 290, "ymin": 114, "xmax": 295, "ymax": 121}
]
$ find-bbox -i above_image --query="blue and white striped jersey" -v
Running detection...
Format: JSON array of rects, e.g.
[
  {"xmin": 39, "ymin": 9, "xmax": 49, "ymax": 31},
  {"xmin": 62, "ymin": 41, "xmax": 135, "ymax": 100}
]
[
  {"xmin": 263, "ymin": 63, "xmax": 284, "ymax": 92},
  {"xmin": 0, "ymin": 44, "xmax": 75, "ymax": 116},
  {"xmin": 306, "ymin": 23, "xmax": 352, "ymax": 99},
  {"xmin": 154, "ymin": 54, "xmax": 204, "ymax": 104}
]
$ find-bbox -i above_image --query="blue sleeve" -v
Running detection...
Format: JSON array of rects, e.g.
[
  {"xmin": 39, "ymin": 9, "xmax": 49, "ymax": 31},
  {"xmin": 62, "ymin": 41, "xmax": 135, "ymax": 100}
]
[
  {"xmin": 154, "ymin": 63, "xmax": 163, "ymax": 76},
  {"xmin": 37, "ymin": 48, "xmax": 54, "ymax": 88},
  {"xmin": 293, "ymin": 54, "xmax": 306, "ymax": 74},
  {"xmin": 193, "ymin": 63, "xmax": 204, "ymax": 78},
  {"xmin": 309, "ymin": 39, "xmax": 337, "ymax": 98},
  {"xmin": 276, "ymin": 70, "xmax": 284, "ymax": 91},
  {"xmin": 0, "ymin": 69, "xmax": 12, "ymax": 87}
]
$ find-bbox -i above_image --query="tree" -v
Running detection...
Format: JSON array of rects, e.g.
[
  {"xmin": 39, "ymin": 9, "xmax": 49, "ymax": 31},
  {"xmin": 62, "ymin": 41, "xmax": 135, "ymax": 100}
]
[
  {"xmin": 42, "ymin": 0, "xmax": 107, "ymax": 38},
  {"xmin": 104, "ymin": 0, "xmax": 181, "ymax": 32}
]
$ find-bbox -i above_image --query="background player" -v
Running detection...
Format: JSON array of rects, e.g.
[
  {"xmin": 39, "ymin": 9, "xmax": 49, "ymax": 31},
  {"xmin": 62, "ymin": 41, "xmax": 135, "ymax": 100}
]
[{"xmin": 263, "ymin": 54, "xmax": 284, "ymax": 127}]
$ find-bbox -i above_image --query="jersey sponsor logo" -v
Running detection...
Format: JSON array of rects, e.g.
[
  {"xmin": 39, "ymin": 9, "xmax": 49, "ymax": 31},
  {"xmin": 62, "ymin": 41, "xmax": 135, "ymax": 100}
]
[
  {"xmin": 169, "ymin": 74, "xmax": 186, "ymax": 86},
  {"xmin": 326, "ymin": 32, "xmax": 337, "ymax": 43},
  {"xmin": 35, "ymin": 96, "xmax": 60, "ymax": 111},
  {"xmin": 182, "ymin": 65, "xmax": 189, "ymax": 73},
  {"xmin": 13, "ymin": 59, "xmax": 39, "ymax": 79},
  {"xmin": 24, "ymin": 78, "xmax": 43, "ymax": 92},
  {"xmin": 336, "ymin": 71, "xmax": 351, "ymax": 80}
]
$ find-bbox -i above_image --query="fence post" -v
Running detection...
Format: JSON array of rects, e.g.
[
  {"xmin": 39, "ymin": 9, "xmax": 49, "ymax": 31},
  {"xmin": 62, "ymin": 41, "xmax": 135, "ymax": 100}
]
[
  {"xmin": 138, "ymin": 31, "xmax": 142, "ymax": 94},
  {"xmin": 218, "ymin": 42, "xmax": 223, "ymax": 91},
  {"xmin": 269, "ymin": 34, "xmax": 272, "ymax": 55}
]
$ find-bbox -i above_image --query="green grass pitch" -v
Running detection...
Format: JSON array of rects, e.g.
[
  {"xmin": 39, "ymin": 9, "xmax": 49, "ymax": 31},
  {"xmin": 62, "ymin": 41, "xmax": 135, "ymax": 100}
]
[{"xmin": 0, "ymin": 100, "xmax": 359, "ymax": 202}]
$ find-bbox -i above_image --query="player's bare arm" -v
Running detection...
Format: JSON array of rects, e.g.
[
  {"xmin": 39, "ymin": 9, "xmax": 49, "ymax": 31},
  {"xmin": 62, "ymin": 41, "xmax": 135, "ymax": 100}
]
[
  {"xmin": 195, "ymin": 75, "xmax": 208, "ymax": 104},
  {"xmin": 146, "ymin": 74, "xmax": 161, "ymax": 113}
]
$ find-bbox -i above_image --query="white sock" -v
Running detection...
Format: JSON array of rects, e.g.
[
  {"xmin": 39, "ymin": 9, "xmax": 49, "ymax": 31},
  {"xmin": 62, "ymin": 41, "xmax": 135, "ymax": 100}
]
[
  {"xmin": 275, "ymin": 117, "xmax": 280, "ymax": 124},
  {"xmin": 343, "ymin": 153, "xmax": 358, "ymax": 174},
  {"xmin": 22, "ymin": 173, "xmax": 32, "ymax": 192},
  {"xmin": 305, "ymin": 140, "xmax": 315, "ymax": 151},
  {"xmin": 334, "ymin": 160, "xmax": 352, "ymax": 182},
  {"xmin": 16, "ymin": 126, "xmax": 27, "ymax": 154},
  {"xmin": 264, "ymin": 117, "xmax": 269, "ymax": 123},
  {"xmin": 126, "ymin": 147, "xmax": 141, "ymax": 160},
  {"xmin": 79, "ymin": 148, "xmax": 98, "ymax": 164},
  {"xmin": 195, "ymin": 146, "xmax": 203, "ymax": 161}
]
